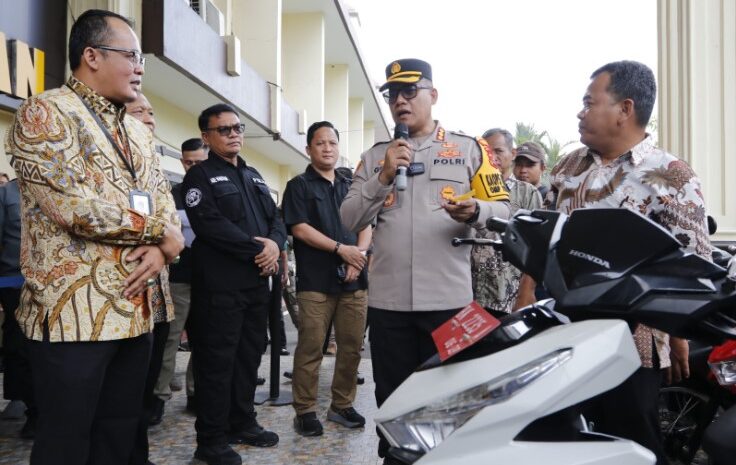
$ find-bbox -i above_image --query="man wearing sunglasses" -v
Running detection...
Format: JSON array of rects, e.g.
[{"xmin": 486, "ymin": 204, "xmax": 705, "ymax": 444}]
[
  {"xmin": 340, "ymin": 58, "xmax": 511, "ymax": 464},
  {"xmin": 181, "ymin": 103, "xmax": 286, "ymax": 465},
  {"xmin": 5, "ymin": 9, "xmax": 183, "ymax": 465}
]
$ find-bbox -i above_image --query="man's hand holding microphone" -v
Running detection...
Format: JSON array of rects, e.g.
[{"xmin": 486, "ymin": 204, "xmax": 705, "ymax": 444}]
[{"xmin": 378, "ymin": 123, "xmax": 412, "ymax": 188}]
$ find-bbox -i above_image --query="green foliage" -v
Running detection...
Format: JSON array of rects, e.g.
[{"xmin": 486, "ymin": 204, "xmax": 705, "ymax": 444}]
[{"xmin": 513, "ymin": 122, "xmax": 575, "ymax": 173}]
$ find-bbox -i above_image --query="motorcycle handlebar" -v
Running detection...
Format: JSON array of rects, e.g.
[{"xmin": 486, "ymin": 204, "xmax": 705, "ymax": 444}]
[{"xmin": 451, "ymin": 237, "xmax": 502, "ymax": 248}]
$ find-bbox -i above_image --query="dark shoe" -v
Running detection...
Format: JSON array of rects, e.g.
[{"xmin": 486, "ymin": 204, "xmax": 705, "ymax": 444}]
[
  {"xmin": 294, "ymin": 412, "xmax": 323, "ymax": 437},
  {"xmin": 357, "ymin": 373, "xmax": 365, "ymax": 385},
  {"xmin": 149, "ymin": 398, "xmax": 165, "ymax": 426},
  {"xmin": 178, "ymin": 341, "xmax": 191, "ymax": 351},
  {"xmin": 194, "ymin": 444, "xmax": 242, "ymax": 465},
  {"xmin": 228, "ymin": 424, "xmax": 279, "ymax": 447},
  {"xmin": 186, "ymin": 396, "xmax": 196, "ymax": 415},
  {"xmin": 20, "ymin": 416, "xmax": 35, "ymax": 439},
  {"xmin": 279, "ymin": 347, "xmax": 290, "ymax": 356},
  {"xmin": 256, "ymin": 376, "xmax": 266, "ymax": 386},
  {"xmin": 283, "ymin": 371, "xmax": 293, "ymax": 380},
  {"xmin": 327, "ymin": 406, "xmax": 365, "ymax": 428}
]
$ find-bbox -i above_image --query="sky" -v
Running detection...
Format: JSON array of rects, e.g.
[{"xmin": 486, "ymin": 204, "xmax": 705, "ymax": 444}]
[{"xmin": 347, "ymin": 0, "xmax": 658, "ymax": 149}]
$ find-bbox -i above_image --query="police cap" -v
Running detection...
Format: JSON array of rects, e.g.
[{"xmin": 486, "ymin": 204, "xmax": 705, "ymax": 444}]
[{"xmin": 379, "ymin": 58, "xmax": 433, "ymax": 92}]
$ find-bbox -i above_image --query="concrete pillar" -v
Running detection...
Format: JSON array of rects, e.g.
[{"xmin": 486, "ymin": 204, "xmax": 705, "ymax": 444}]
[
  {"xmin": 282, "ymin": 13, "xmax": 324, "ymax": 124},
  {"xmin": 363, "ymin": 120, "xmax": 375, "ymax": 152},
  {"xmin": 324, "ymin": 64, "xmax": 349, "ymax": 157},
  {"xmin": 210, "ymin": 0, "xmax": 232, "ymax": 35},
  {"xmin": 348, "ymin": 97, "xmax": 363, "ymax": 165},
  {"xmin": 233, "ymin": 0, "xmax": 281, "ymax": 85},
  {"xmin": 658, "ymin": 0, "xmax": 736, "ymax": 240}
]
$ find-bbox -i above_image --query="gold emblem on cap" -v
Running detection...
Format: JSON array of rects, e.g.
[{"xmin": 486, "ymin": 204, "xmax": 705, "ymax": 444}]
[{"xmin": 391, "ymin": 62, "xmax": 401, "ymax": 74}]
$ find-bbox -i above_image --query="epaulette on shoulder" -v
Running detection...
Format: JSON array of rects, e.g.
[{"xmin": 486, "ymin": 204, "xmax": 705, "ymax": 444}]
[
  {"xmin": 448, "ymin": 130, "xmax": 476, "ymax": 141},
  {"xmin": 370, "ymin": 140, "xmax": 391, "ymax": 149}
]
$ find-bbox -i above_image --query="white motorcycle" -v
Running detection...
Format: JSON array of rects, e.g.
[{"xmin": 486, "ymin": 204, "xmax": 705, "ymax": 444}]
[{"xmin": 374, "ymin": 208, "xmax": 736, "ymax": 465}]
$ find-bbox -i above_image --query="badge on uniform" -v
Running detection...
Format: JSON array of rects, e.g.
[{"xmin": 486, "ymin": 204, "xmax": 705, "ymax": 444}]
[
  {"xmin": 185, "ymin": 188, "xmax": 202, "ymax": 207},
  {"xmin": 129, "ymin": 190, "xmax": 152, "ymax": 215}
]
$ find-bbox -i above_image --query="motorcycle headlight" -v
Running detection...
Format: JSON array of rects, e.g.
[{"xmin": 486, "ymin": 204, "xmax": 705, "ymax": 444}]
[
  {"xmin": 378, "ymin": 348, "xmax": 573, "ymax": 454},
  {"xmin": 708, "ymin": 359, "xmax": 736, "ymax": 386}
]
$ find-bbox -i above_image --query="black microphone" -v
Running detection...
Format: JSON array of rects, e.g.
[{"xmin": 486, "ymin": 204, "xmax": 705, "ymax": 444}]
[{"xmin": 394, "ymin": 123, "xmax": 409, "ymax": 191}]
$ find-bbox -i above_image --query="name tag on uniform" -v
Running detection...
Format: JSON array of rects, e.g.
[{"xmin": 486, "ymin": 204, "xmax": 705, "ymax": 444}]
[{"xmin": 129, "ymin": 190, "xmax": 152, "ymax": 215}]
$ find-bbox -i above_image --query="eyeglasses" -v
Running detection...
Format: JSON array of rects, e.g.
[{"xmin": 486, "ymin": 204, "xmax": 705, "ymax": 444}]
[
  {"xmin": 91, "ymin": 45, "xmax": 145, "ymax": 67},
  {"xmin": 205, "ymin": 123, "xmax": 246, "ymax": 136},
  {"xmin": 382, "ymin": 84, "xmax": 433, "ymax": 104}
]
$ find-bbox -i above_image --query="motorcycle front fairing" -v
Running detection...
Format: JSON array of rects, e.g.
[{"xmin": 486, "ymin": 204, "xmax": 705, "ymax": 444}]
[
  {"xmin": 377, "ymin": 208, "xmax": 736, "ymax": 465},
  {"xmin": 375, "ymin": 319, "xmax": 653, "ymax": 465}
]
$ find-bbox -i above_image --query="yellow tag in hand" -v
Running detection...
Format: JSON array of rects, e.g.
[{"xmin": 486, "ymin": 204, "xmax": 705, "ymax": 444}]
[{"xmin": 450, "ymin": 189, "xmax": 475, "ymax": 203}]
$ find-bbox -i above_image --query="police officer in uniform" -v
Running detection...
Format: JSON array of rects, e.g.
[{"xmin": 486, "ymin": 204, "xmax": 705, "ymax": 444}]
[
  {"xmin": 182, "ymin": 104, "xmax": 286, "ymax": 465},
  {"xmin": 341, "ymin": 59, "xmax": 511, "ymax": 464}
]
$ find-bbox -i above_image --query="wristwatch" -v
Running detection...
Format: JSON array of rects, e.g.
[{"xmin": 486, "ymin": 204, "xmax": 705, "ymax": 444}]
[{"xmin": 465, "ymin": 202, "xmax": 480, "ymax": 225}]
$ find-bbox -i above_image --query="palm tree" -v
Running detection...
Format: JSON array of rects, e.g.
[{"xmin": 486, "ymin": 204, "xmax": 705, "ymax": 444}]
[
  {"xmin": 513, "ymin": 122, "xmax": 574, "ymax": 172},
  {"xmin": 514, "ymin": 122, "xmax": 547, "ymax": 147}
]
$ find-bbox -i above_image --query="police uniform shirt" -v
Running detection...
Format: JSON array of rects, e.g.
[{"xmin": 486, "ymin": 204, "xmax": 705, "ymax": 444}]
[
  {"xmin": 182, "ymin": 152, "xmax": 286, "ymax": 291},
  {"xmin": 282, "ymin": 165, "xmax": 367, "ymax": 294},
  {"xmin": 340, "ymin": 123, "xmax": 511, "ymax": 312}
]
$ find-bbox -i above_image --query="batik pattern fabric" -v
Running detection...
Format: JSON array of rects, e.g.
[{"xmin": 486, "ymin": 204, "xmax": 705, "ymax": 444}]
[
  {"xmin": 548, "ymin": 136, "xmax": 712, "ymax": 368},
  {"xmin": 471, "ymin": 176, "xmax": 542, "ymax": 312},
  {"xmin": 4, "ymin": 76, "xmax": 179, "ymax": 342}
]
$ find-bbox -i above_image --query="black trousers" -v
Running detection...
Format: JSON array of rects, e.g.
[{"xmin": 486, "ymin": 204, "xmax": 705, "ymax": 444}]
[
  {"xmin": 129, "ymin": 321, "xmax": 170, "ymax": 465},
  {"xmin": 0, "ymin": 287, "xmax": 35, "ymax": 417},
  {"xmin": 583, "ymin": 366, "xmax": 667, "ymax": 465},
  {"xmin": 368, "ymin": 307, "xmax": 459, "ymax": 458},
  {"xmin": 29, "ymin": 332, "xmax": 152, "ymax": 465},
  {"xmin": 190, "ymin": 285, "xmax": 270, "ymax": 446}
]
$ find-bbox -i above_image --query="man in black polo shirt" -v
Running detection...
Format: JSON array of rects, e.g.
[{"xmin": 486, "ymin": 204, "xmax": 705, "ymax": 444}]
[
  {"xmin": 283, "ymin": 121, "xmax": 371, "ymax": 437},
  {"xmin": 182, "ymin": 104, "xmax": 286, "ymax": 465}
]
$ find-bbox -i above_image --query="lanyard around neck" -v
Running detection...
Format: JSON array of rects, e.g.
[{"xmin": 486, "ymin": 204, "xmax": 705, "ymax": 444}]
[{"xmin": 69, "ymin": 86, "xmax": 138, "ymax": 184}]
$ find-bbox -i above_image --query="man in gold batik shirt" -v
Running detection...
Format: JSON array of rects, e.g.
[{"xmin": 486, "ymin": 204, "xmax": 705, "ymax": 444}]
[{"xmin": 4, "ymin": 9, "xmax": 183, "ymax": 465}]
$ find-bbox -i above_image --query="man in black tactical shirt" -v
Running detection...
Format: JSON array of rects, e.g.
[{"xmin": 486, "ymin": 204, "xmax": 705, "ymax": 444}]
[{"xmin": 182, "ymin": 104, "xmax": 286, "ymax": 465}]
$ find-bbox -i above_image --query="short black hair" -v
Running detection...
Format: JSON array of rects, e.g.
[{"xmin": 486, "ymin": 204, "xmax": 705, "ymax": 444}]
[
  {"xmin": 481, "ymin": 128, "xmax": 514, "ymax": 150},
  {"xmin": 69, "ymin": 9, "xmax": 134, "ymax": 71},
  {"xmin": 198, "ymin": 103, "xmax": 238, "ymax": 131},
  {"xmin": 181, "ymin": 138, "xmax": 204, "ymax": 153},
  {"xmin": 306, "ymin": 121, "xmax": 339, "ymax": 146},
  {"xmin": 591, "ymin": 60, "xmax": 656, "ymax": 128}
]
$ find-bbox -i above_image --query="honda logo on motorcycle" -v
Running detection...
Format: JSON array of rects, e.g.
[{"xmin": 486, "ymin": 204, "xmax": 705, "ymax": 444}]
[{"xmin": 569, "ymin": 249, "xmax": 611, "ymax": 269}]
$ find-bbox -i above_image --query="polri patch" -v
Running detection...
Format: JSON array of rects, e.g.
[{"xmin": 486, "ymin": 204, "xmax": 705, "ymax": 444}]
[{"xmin": 185, "ymin": 188, "xmax": 202, "ymax": 207}]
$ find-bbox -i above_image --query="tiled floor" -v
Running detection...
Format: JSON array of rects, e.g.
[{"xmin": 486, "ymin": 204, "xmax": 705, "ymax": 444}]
[{"xmin": 0, "ymin": 326, "xmax": 383, "ymax": 465}]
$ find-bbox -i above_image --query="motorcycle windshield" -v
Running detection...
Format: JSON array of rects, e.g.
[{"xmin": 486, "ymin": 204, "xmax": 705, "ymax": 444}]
[{"xmin": 536, "ymin": 208, "xmax": 736, "ymax": 342}]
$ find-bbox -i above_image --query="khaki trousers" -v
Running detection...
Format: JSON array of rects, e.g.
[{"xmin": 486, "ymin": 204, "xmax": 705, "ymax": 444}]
[
  {"xmin": 292, "ymin": 290, "xmax": 367, "ymax": 415},
  {"xmin": 154, "ymin": 281, "xmax": 191, "ymax": 400}
]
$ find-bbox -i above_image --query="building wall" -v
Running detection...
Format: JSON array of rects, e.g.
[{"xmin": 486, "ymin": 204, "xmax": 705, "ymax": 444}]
[{"xmin": 658, "ymin": 0, "xmax": 736, "ymax": 241}]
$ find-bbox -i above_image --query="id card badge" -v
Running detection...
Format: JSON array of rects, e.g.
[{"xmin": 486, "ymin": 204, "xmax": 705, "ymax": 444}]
[{"xmin": 129, "ymin": 190, "xmax": 152, "ymax": 215}]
